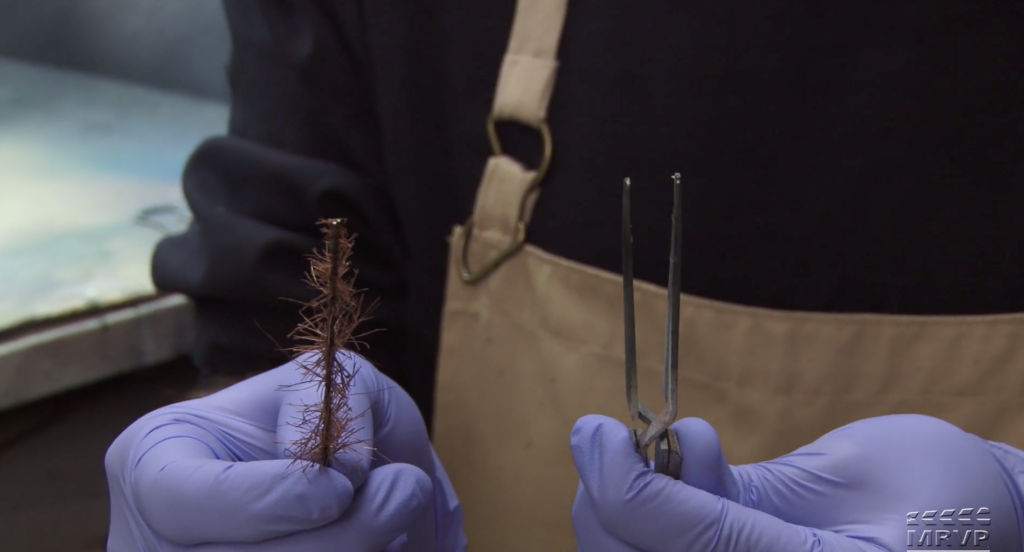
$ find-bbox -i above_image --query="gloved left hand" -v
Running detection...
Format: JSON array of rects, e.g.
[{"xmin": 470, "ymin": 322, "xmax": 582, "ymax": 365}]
[
  {"xmin": 571, "ymin": 414, "xmax": 1024, "ymax": 552},
  {"xmin": 105, "ymin": 352, "xmax": 465, "ymax": 552}
]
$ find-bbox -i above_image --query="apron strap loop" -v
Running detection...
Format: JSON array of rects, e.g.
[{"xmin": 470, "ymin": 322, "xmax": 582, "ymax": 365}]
[
  {"xmin": 459, "ymin": 117, "xmax": 553, "ymax": 283},
  {"xmin": 459, "ymin": 0, "xmax": 570, "ymax": 284}
]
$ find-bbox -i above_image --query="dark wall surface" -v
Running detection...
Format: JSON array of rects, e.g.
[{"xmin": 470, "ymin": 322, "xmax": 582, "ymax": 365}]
[{"xmin": 0, "ymin": 0, "xmax": 230, "ymax": 101}]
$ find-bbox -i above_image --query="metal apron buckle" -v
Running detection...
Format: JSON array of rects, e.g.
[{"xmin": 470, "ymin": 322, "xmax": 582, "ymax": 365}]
[{"xmin": 459, "ymin": 116, "xmax": 553, "ymax": 284}]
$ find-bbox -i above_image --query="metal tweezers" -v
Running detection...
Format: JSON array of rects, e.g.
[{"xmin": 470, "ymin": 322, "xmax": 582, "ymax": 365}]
[{"xmin": 622, "ymin": 173, "xmax": 683, "ymax": 480}]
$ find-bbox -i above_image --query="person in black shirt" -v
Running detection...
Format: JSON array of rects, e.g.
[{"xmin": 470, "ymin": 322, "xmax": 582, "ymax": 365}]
[
  {"xmin": 127, "ymin": 1, "xmax": 1024, "ymax": 550},
  {"xmin": 156, "ymin": 1, "xmax": 1024, "ymax": 424}
]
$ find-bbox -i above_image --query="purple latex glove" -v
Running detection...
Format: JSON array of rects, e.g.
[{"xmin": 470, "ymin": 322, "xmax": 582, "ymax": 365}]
[
  {"xmin": 105, "ymin": 352, "xmax": 466, "ymax": 552},
  {"xmin": 571, "ymin": 414, "xmax": 1024, "ymax": 552}
]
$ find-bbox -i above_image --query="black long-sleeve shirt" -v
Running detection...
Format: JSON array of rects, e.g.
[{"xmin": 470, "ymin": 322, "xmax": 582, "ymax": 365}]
[{"xmin": 153, "ymin": 0, "xmax": 1024, "ymax": 425}]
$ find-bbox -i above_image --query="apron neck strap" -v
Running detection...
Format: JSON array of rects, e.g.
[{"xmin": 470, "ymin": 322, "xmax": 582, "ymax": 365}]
[
  {"xmin": 492, "ymin": 0, "xmax": 570, "ymax": 125},
  {"xmin": 460, "ymin": 0, "xmax": 570, "ymax": 284}
]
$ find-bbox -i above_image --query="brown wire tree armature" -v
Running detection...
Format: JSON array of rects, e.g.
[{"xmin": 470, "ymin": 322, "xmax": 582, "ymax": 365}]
[{"xmin": 283, "ymin": 218, "xmax": 370, "ymax": 468}]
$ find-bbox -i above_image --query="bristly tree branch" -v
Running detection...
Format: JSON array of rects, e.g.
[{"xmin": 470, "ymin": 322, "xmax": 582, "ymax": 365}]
[{"xmin": 284, "ymin": 218, "xmax": 368, "ymax": 468}]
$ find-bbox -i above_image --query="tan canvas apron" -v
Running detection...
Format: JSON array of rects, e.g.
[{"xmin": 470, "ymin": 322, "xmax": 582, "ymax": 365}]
[{"xmin": 431, "ymin": 0, "xmax": 1024, "ymax": 549}]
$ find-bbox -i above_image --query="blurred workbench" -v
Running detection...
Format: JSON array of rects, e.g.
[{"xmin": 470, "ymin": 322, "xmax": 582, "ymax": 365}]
[{"xmin": 0, "ymin": 56, "xmax": 228, "ymax": 412}]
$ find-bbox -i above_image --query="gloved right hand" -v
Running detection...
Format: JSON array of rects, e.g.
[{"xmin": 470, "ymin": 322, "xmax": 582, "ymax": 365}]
[
  {"xmin": 105, "ymin": 352, "xmax": 466, "ymax": 552},
  {"xmin": 571, "ymin": 414, "xmax": 1024, "ymax": 552}
]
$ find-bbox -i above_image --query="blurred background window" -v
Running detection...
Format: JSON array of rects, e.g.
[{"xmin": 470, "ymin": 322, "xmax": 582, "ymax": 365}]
[{"xmin": 0, "ymin": 2, "xmax": 230, "ymax": 550}]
